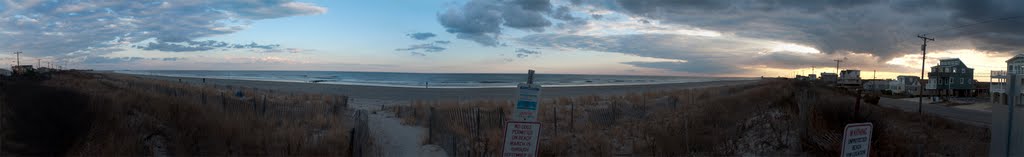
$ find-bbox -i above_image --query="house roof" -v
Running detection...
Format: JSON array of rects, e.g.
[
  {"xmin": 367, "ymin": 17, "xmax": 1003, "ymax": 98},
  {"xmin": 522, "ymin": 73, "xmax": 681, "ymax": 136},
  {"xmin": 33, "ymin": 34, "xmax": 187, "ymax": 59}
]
[
  {"xmin": 1007, "ymin": 54, "xmax": 1024, "ymax": 63},
  {"xmin": 933, "ymin": 58, "xmax": 972, "ymax": 69}
]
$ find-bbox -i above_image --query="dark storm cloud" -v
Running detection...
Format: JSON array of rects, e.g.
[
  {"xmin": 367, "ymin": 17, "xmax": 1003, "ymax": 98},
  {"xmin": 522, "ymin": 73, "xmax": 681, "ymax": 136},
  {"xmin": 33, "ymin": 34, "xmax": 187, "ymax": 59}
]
[
  {"xmin": 407, "ymin": 32, "xmax": 437, "ymax": 40},
  {"xmin": 519, "ymin": 33, "xmax": 761, "ymax": 60},
  {"xmin": 595, "ymin": 0, "xmax": 1024, "ymax": 59},
  {"xmin": 0, "ymin": 0, "xmax": 325, "ymax": 59},
  {"xmin": 518, "ymin": 33, "xmax": 762, "ymax": 74},
  {"xmin": 519, "ymin": 33, "xmax": 919, "ymax": 74}
]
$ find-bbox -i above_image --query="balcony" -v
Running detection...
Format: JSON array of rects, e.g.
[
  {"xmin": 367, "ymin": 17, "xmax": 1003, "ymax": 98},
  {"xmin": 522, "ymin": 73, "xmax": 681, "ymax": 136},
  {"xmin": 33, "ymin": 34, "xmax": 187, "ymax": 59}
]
[{"xmin": 993, "ymin": 70, "xmax": 1008, "ymax": 79}]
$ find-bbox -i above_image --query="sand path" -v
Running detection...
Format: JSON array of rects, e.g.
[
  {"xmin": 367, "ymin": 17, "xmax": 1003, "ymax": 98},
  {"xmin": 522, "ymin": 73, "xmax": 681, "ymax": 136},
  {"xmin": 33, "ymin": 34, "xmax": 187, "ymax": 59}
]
[{"xmin": 349, "ymin": 98, "xmax": 446, "ymax": 157}]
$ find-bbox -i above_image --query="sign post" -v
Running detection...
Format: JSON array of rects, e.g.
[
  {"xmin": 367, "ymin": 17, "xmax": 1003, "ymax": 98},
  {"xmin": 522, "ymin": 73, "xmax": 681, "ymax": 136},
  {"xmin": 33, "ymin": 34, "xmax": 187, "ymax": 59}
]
[
  {"xmin": 502, "ymin": 70, "xmax": 542, "ymax": 157},
  {"xmin": 841, "ymin": 122, "xmax": 873, "ymax": 157},
  {"xmin": 512, "ymin": 82, "xmax": 541, "ymax": 122},
  {"xmin": 502, "ymin": 121, "xmax": 541, "ymax": 156}
]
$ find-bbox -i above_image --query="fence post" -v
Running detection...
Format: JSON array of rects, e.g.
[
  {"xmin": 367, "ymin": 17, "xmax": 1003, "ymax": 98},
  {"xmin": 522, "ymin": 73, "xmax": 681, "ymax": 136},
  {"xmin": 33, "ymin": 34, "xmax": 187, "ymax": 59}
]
[
  {"xmin": 261, "ymin": 95, "xmax": 267, "ymax": 115},
  {"xmin": 475, "ymin": 107, "xmax": 481, "ymax": 156},
  {"xmin": 221, "ymin": 92, "xmax": 226, "ymax": 111},
  {"xmin": 429, "ymin": 107, "xmax": 435, "ymax": 144},
  {"xmin": 348, "ymin": 128, "xmax": 356, "ymax": 156},
  {"xmin": 554, "ymin": 106, "xmax": 558, "ymax": 136}
]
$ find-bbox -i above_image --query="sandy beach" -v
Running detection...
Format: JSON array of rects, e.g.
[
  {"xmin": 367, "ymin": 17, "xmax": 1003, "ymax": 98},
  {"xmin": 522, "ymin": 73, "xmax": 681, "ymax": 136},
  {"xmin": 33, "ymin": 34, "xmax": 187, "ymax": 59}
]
[{"xmin": 117, "ymin": 72, "xmax": 757, "ymax": 101}]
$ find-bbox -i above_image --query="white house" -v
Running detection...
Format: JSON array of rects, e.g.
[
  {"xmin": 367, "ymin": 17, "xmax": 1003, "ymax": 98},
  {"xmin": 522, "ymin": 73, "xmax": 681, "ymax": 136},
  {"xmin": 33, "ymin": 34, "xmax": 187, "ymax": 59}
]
[
  {"xmin": 838, "ymin": 70, "xmax": 861, "ymax": 86},
  {"xmin": 988, "ymin": 54, "xmax": 1024, "ymax": 156},
  {"xmin": 888, "ymin": 75, "xmax": 921, "ymax": 96}
]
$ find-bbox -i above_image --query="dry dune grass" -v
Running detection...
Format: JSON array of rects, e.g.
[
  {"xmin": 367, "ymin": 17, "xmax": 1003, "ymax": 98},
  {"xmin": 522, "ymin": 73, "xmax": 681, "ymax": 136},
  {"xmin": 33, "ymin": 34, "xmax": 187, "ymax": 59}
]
[
  {"xmin": 15, "ymin": 72, "xmax": 353, "ymax": 156},
  {"xmin": 799, "ymin": 82, "xmax": 989, "ymax": 156},
  {"xmin": 388, "ymin": 80, "xmax": 989, "ymax": 156}
]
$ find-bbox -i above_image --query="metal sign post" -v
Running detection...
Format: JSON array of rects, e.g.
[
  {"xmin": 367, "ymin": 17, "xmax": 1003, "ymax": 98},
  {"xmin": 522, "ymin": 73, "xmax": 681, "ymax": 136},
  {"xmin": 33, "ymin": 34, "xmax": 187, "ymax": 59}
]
[
  {"xmin": 1007, "ymin": 74, "xmax": 1018, "ymax": 156},
  {"xmin": 502, "ymin": 70, "xmax": 542, "ymax": 157}
]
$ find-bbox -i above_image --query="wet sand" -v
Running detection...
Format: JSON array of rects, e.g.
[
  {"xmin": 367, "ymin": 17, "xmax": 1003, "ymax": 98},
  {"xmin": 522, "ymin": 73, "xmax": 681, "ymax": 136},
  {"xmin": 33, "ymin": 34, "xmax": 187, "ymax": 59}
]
[{"xmin": 109, "ymin": 72, "xmax": 757, "ymax": 101}]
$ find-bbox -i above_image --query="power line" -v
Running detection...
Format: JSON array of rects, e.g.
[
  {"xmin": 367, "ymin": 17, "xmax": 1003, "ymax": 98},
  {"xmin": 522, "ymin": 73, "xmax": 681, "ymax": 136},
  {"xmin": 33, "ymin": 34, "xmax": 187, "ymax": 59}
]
[{"xmin": 925, "ymin": 14, "xmax": 1019, "ymax": 35}]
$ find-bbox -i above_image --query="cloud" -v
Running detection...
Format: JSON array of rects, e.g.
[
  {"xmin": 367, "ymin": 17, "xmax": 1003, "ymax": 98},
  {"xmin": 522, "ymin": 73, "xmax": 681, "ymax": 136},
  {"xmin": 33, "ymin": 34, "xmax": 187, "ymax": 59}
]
[
  {"xmin": 434, "ymin": 40, "xmax": 451, "ymax": 44},
  {"xmin": 0, "ymin": 0, "xmax": 326, "ymax": 59},
  {"xmin": 513, "ymin": 48, "xmax": 541, "ymax": 58},
  {"xmin": 407, "ymin": 32, "xmax": 437, "ymax": 40},
  {"xmin": 516, "ymin": 53, "xmax": 529, "ymax": 58},
  {"xmin": 438, "ymin": 0, "xmax": 565, "ymax": 46},
  {"xmin": 132, "ymin": 40, "xmax": 280, "ymax": 52},
  {"xmin": 515, "ymin": 48, "xmax": 541, "ymax": 54},
  {"xmin": 519, "ymin": 33, "xmax": 918, "ymax": 74},
  {"xmin": 252, "ymin": 48, "xmax": 311, "ymax": 53},
  {"xmin": 623, "ymin": 60, "xmax": 745, "ymax": 74},
  {"xmin": 160, "ymin": 57, "xmax": 184, "ymax": 61},
  {"xmin": 569, "ymin": 0, "xmax": 1024, "ymax": 60},
  {"xmin": 519, "ymin": 33, "xmax": 767, "ymax": 60},
  {"xmin": 395, "ymin": 43, "xmax": 447, "ymax": 55}
]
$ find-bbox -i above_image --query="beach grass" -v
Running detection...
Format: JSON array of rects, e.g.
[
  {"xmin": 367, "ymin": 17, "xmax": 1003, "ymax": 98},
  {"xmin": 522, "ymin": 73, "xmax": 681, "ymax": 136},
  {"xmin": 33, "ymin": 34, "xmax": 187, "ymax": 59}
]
[
  {"xmin": 1, "ymin": 72, "xmax": 352, "ymax": 156},
  {"xmin": 387, "ymin": 79, "xmax": 990, "ymax": 156}
]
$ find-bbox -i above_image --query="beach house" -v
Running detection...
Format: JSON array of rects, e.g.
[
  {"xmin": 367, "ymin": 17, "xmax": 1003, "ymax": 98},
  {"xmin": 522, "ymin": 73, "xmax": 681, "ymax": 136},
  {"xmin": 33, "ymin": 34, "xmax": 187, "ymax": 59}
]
[
  {"xmin": 838, "ymin": 70, "xmax": 861, "ymax": 86},
  {"xmin": 926, "ymin": 58, "xmax": 974, "ymax": 97},
  {"xmin": 820, "ymin": 72, "xmax": 838, "ymax": 84},
  {"xmin": 11, "ymin": 65, "xmax": 33, "ymax": 75},
  {"xmin": 888, "ymin": 75, "xmax": 921, "ymax": 96},
  {"xmin": 863, "ymin": 80, "xmax": 890, "ymax": 92},
  {"xmin": 990, "ymin": 54, "xmax": 1024, "ymax": 105},
  {"xmin": 988, "ymin": 54, "xmax": 1024, "ymax": 155}
]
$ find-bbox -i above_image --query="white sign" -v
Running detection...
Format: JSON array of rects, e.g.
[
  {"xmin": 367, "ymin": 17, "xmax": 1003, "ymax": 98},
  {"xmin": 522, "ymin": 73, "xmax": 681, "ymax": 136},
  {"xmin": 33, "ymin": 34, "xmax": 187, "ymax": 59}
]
[
  {"xmin": 512, "ymin": 83, "xmax": 541, "ymax": 122},
  {"xmin": 502, "ymin": 122, "xmax": 540, "ymax": 157},
  {"xmin": 841, "ymin": 122, "xmax": 873, "ymax": 157}
]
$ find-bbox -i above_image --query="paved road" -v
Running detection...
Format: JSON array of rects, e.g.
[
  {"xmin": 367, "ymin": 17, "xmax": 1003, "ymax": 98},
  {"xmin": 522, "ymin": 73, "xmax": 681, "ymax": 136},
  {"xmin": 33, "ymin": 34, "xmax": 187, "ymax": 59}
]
[{"xmin": 878, "ymin": 97, "xmax": 992, "ymax": 126}]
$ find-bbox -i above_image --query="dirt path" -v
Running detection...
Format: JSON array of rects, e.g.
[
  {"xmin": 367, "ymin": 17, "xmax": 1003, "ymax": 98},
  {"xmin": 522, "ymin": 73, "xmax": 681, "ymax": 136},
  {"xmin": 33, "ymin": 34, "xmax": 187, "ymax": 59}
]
[{"xmin": 349, "ymin": 98, "xmax": 446, "ymax": 157}]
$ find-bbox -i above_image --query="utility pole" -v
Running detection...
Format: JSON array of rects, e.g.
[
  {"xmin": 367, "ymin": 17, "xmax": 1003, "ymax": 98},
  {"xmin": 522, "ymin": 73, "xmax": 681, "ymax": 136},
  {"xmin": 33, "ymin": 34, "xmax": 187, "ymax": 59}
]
[
  {"xmin": 834, "ymin": 59, "xmax": 843, "ymax": 74},
  {"xmin": 873, "ymin": 70, "xmax": 877, "ymax": 80},
  {"xmin": 917, "ymin": 34, "xmax": 934, "ymax": 114},
  {"xmin": 37, "ymin": 59, "xmax": 40, "ymax": 68},
  {"xmin": 14, "ymin": 51, "xmax": 21, "ymax": 66}
]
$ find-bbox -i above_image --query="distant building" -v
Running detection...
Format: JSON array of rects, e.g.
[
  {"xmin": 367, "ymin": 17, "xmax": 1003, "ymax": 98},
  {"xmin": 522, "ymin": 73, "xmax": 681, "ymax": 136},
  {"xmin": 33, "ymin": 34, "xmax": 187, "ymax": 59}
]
[
  {"xmin": 889, "ymin": 75, "xmax": 921, "ymax": 96},
  {"xmin": 11, "ymin": 65, "xmax": 33, "ymax": 75},
  {"xmin": 808, "ymin": 74, "xmax": 817, "ymax": 80},
  {"xmin": 795, "ymin": 75, "xmax": 808, "ymax": 80},
  {"xmin": 863, "ymin": 80, "xmax": 890, "ymax": 92},
  {"xmin": 838, "ymin": 70, "xmax": 861, "ymax": 86},
  {"xmin": 820, "ymin": 72, "xmax": 838, "ymax": 84},
  {"xmin": 0, "ymin": 69, "xmax": 10, "ymax": 76},
  {"xmin": 926, "ymin": 58, "xmax": 974, "ymax": 97}
]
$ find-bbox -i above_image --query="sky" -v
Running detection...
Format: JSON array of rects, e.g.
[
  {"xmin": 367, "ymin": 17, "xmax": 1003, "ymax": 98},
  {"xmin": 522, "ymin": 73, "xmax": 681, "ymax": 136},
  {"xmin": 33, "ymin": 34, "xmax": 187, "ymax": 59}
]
[{"xmin": 1, "ymin": 0, "xmax": 1023, "ymax": 80}]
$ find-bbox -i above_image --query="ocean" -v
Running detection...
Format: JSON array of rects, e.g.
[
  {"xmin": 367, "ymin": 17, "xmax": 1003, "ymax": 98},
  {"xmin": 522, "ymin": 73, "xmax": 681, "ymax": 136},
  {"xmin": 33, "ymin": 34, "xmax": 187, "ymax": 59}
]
[{"xmin": 114, "ymin": 70, "xmax": 753, "ymax": 88}]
